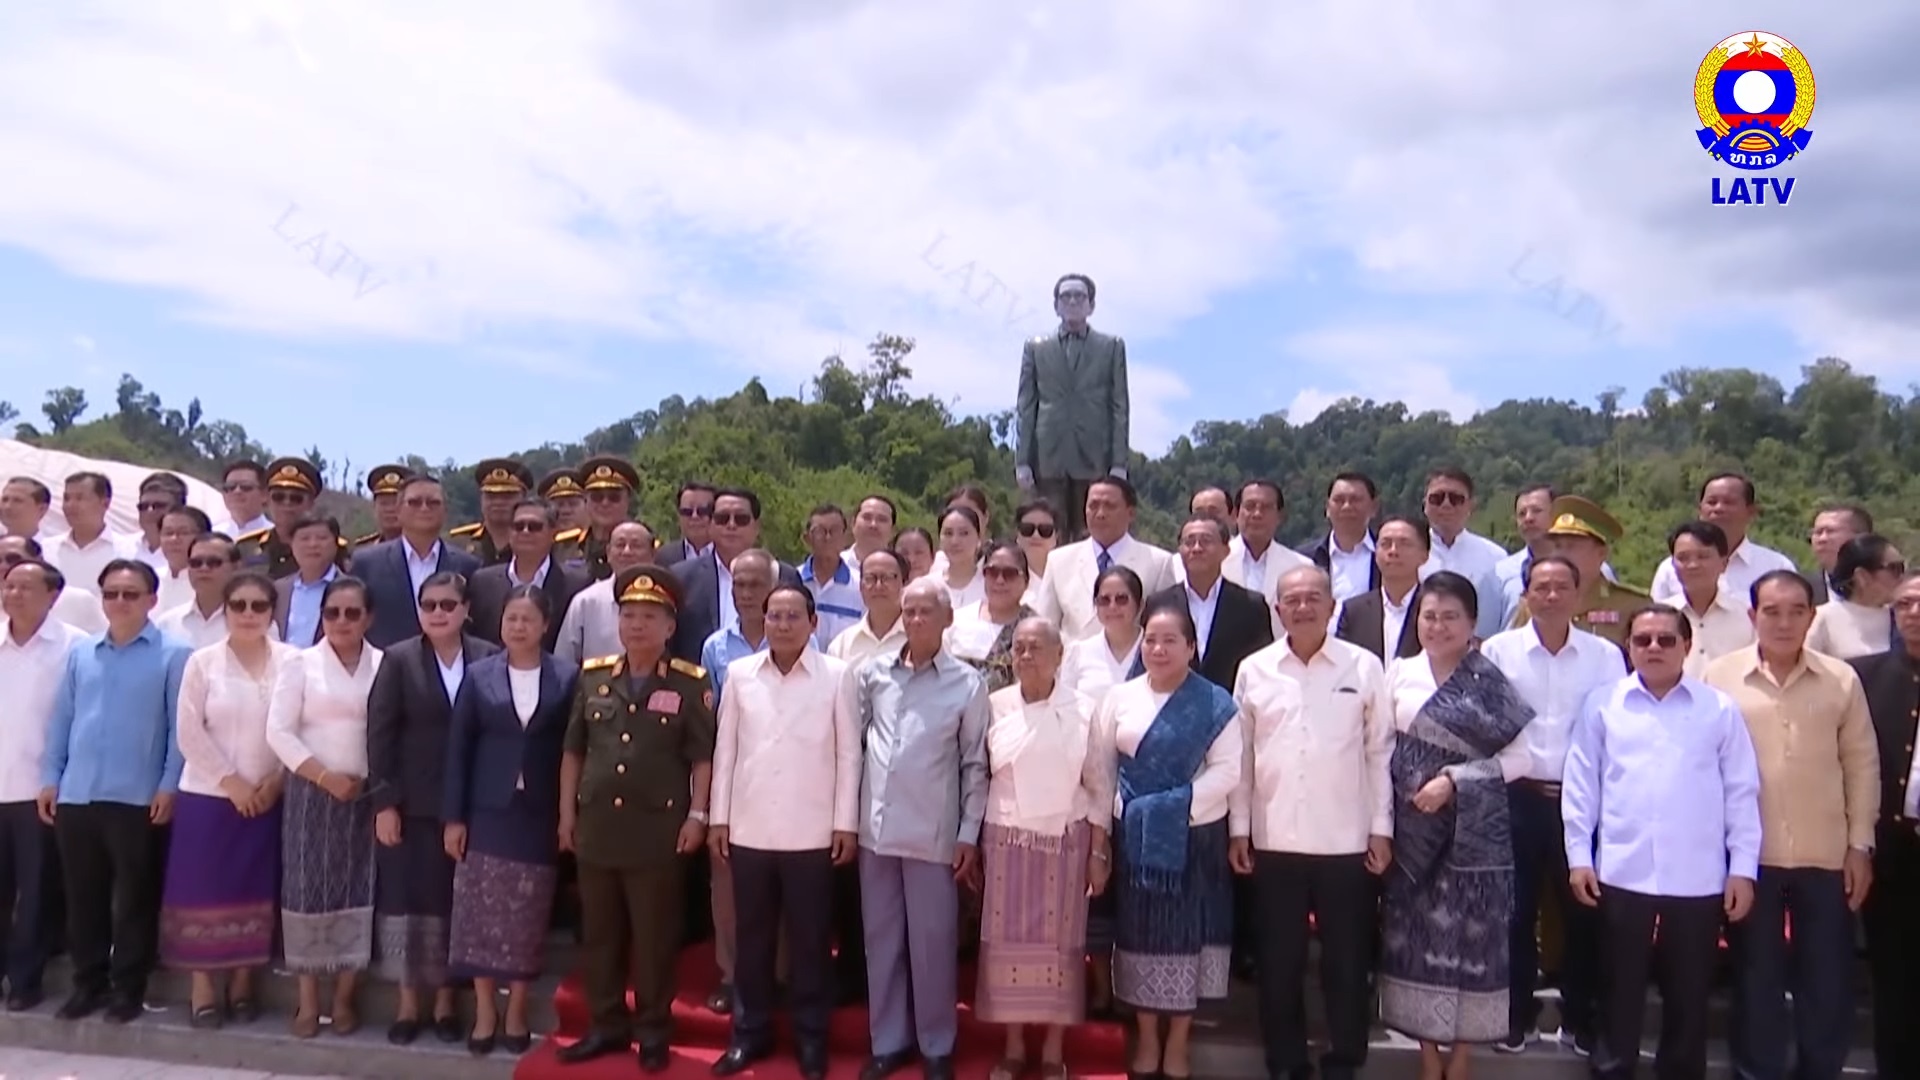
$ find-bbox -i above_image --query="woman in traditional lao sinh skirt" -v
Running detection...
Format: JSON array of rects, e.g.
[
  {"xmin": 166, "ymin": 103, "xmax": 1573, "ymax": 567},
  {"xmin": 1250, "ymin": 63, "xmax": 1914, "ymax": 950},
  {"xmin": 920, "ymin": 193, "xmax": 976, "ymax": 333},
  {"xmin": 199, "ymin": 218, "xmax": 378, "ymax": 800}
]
[
  {"xmin": 442, "ymin": 586, "xmax": 574, "ymax": 1056},
  {"xmin": 1380, "ymin": 571, "xmax": 1533, "ymax": 1080},
  {"xmin": 160, "ymin": 571, "xmax": 296, "ymax": 1028},
  {"xmin": 1101, "ymin": 600, "xmax": 1243, "ymax": 1080},
  {"xmin": 266, "ymin": 576, "xmax": 384, "ymax": 1038},
  {"xmin": 977, "ymin": 616, "xmax": 1114, "ymax": 1080}
]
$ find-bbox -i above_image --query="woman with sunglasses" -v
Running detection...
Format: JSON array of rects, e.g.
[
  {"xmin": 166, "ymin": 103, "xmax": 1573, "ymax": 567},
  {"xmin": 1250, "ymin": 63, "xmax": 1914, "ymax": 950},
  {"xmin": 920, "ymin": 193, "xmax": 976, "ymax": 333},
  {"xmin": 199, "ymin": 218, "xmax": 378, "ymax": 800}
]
[
  {"xmin": 892, "ymin": 527, "xmax": 936, "ymax": 582},
  {"xmin": 945, "ymin": 541, "xmax": 1035, "ymax": 693},
  {"xmin": 442, "ymin": 585, "xmax": 573, "ymax": 1055},
  {"xmin": 1807, "ymin": 533, "xmax": 1905, "ymax": 659},
  {"xmin": 366, "ymin": 571, "xmax": 496, "ymax": 1045},
  {"xmin": 936, "ymin": 506, "xmax": 988, "ymax": 611},
  {"xmin": 160, "ymin": 572, "xmax": 295, "ymax": 1029},
  {"xmin": 1014, "ymin": 500, "xmax": 1060, "ymax": 609},
  {"xmin": 1380, "ymin": 572, "xmax": 1533, "ymax": 1080},
  {"xmin": 265, "ymin": 576, "xmax": 383, "ymax": 1038}
]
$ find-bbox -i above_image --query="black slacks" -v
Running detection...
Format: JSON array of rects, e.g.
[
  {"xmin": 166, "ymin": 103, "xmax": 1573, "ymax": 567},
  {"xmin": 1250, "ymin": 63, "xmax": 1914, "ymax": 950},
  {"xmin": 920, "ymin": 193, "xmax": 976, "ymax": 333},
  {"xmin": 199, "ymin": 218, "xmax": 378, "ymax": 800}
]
[
  {"xmin": 1727, "ymin": 866, "xmax": 1854, "ymax": 1080},
  {"xmin": 1865, "ymin": 823, "xmax": 1920, "ymax": 1080},
  {"xmin": 1252, "ymin": 851, "xmax": 1375, "ymax": 1080},
  {"xmin": 578, "ymin": 859, "xmax": 686, "ymax": 1044},
  {"xmin": 729, "ymin": 845, "xmax": 834, "ymax": 1045},
  {"xmin": 1593, "ymin": 885, "xmax": 1723, "ymax": 1080},
  {"xmin": 55, "ymin": 802, "xmax": 160, "ymax": 998},
  {"xmin": 831, "ymin": 859, "xmax": 866, "ymax": 995},
  {"xmin": 0, "ymin": 802, "xmax": 54, "ymax": 995},
  {"xmin": 1510, "ymin": 782, "xmax": 1598, "ymax": 1039}
]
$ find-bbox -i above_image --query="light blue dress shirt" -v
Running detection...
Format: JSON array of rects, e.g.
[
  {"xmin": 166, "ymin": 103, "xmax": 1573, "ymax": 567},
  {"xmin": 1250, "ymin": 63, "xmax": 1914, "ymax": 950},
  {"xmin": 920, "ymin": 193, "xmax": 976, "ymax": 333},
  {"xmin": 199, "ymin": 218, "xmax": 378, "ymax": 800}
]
[
  {"xmin": 700, "ymin": 621, "xmax": 768, "ymax": 702},
  {"xmin": 799, "ymin": 555, "xmax": 864, "ymax": 650},
  {"xmin": 1562, "ymin": 675, "xmax": 1763, "ymax": 897},
  {"xmin": 285, "ymin": 566, "xmax": 338, "ymax": 648},
  {"xmin": 40, "ymin": 621, "xmax": 192, "ymax": 805}
]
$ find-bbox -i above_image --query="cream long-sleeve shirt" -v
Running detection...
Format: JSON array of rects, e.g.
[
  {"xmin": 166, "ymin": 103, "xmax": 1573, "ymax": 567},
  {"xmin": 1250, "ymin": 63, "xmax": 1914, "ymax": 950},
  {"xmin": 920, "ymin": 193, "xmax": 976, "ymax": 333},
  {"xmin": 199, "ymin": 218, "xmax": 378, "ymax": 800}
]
[{"xmin": 265, "ymin": 642, "xmax": 383, "ymax": 777}]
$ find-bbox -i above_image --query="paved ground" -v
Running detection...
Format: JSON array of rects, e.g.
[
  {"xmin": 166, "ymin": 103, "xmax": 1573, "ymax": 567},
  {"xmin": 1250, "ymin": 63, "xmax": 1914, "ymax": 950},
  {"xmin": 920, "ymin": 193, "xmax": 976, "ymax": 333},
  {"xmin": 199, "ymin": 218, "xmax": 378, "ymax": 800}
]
[{"xmin": 0, "ymin": 1050, "xmax": 343, "ymax": 1080}]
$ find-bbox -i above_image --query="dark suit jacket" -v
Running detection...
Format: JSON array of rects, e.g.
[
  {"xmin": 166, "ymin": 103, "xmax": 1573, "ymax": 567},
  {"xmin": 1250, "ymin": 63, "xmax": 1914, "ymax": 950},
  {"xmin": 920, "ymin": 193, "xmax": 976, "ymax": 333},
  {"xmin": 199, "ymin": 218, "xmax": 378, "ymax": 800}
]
[
  {"xmin": 442, "ymin": 651, "xmax": 573, "ymax": 824},
  {"xmin": 349, "ymin": 537, "xmax": 482, "ymax": 650},
  {"xmin": 657, "ymin": 539, "xmax": 703, "ymax": 568},
  {"xmin": 367, "ymin": 633, "xmax": 500, "ymax": 818},
  {"xmin": 1151, "ymin": 579, "xmax": 1274, "ymax": 691},
  {"xmin": 1848, "ymin": 649, "xmax": 1920, "ymax": 827},
  {"xmin": 1335, "ymin": 586, "xmax": 1422, "ymax": 662},
  {"xmin": 1296, "ymin": 531, "xmax": 1382, "ymax": 596},
  {"xmin": 466, "ymin": 561, "xmax": 590, "ymax": 653},
  {"xmin": 271, "ymin": 571, "xmax": 331, "ymax": 646},
  {"xmin": 669, "ymin": 550, "xmax": 803, "ymax": 662}
]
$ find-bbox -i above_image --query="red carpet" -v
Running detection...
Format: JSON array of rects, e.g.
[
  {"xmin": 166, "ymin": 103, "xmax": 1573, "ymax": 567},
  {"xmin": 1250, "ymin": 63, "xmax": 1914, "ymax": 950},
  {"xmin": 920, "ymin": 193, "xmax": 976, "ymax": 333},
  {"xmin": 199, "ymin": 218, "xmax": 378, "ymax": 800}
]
[{"xmin": 515, "ymin": 944, "xmax": 1130, "ymax": 1079}]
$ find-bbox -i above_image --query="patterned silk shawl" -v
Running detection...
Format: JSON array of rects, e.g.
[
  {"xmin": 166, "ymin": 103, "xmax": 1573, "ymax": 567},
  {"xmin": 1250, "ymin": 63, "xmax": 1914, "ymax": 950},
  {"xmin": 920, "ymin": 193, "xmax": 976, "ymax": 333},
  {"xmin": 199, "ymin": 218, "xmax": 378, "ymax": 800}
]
[
  {"xmin": 1118, "ymin": 673, "xmax": 1237, "ymax": 894},
  {"xmin": 1389, "ymin": 650, "xmax": 1534, "ymax": 888}
]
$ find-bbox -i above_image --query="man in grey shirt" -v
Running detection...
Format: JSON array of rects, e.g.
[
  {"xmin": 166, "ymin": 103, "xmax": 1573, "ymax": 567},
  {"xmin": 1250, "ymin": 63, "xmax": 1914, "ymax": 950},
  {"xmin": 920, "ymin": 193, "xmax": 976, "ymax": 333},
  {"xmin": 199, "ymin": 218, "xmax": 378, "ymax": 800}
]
[{"xmin": 853, "ymin": 578, "xmax": 989, "ymax": 1080}]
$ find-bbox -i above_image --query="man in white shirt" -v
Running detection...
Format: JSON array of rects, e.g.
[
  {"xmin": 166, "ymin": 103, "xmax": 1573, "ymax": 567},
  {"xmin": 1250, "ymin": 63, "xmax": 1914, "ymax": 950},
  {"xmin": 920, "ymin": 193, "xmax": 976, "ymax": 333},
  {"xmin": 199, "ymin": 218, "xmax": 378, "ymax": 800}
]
[
  {"xmin": 1563, "ymin": 604, "xmax": 1761, "ymax": 1080},
  {"xmin": 125, "ymin": 474, "xmax": 186, "ymax": 573},
  {"xmin": 1188, "ymin": 485, "xmax": 1235, "ymax": 533},
  {"xmin": 829, "ymin": 549, "xmax": 907, "ymax": 669},
  {"xmin": 1649, "ymin": 473, "xmax": 1795, "ymax": 600},
  {"xmin": 1031, "ymin": 477, "xmax": 1177, "ymax": 641},
  {"xmin": 706, "ymin": 586, "xmax": 859, "ymax": 1080},
  {"xmin": 1480, "ymin": 555, "xmax": 1626, "ymax": 1056},
  {"xmin": 1807, "ymin": 503, "xmax": 1871, "ymax": 603},
  {"xmin": 0, "ymin": 537, "xmax": 105, "ymax": 635},
  {"xmin": 1419, "ymin": 467, "xmax": 1508, "ymax": 584},
  {"xmin": 1228, "ymin": 565, "xmax": 1392, "ymax": 1080},
  {"xmin": 1221, "ymin": 479, "xmax": 1310, "ymax": 636},
  {"xmin": 156, "ymin": 533, "xmax": 248, "ymax": 649},
  {"xmin": 210, "ymin": 460, "xmax": 272, "ymax": 539},
  {"xmin": 0, "ymin": 556, "xmax": 88, "ymax": 1009},
  {"xmin": 1296, "ymin": 472, "xmax": 1378, "ymax": 602},
  {"xmin": 0, "ymin": 477, "xmax": 52, "ymax": 541},
  {"xmin": 841, "ymin": 495, "xmax": 896, "ymax": 575},
  {"xmin": 554, "ymin": 522, "xmax": 656, "ymax": 667},
  {"xmin": 797, "ymin": 505, "xmax": 863, "ymax": 650},
  {"xmin": 44, "ymin": 472, "xmax": 128, "ymax": 603},
  {"xmin": 1656, "ymin": 520, "xmax": 1755, "ymax": 676},
  {"xmin": 1331, "ymin": 515, "xmax": 1426, "ymax": 662}
]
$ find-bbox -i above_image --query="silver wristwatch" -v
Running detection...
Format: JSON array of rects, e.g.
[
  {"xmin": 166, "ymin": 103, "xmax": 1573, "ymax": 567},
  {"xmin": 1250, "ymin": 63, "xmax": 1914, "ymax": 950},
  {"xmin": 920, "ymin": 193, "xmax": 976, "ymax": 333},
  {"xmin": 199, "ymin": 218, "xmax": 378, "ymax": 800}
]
[{"xmin": 686, "ymin": 809, "xmax": 709, "ymax": 825}]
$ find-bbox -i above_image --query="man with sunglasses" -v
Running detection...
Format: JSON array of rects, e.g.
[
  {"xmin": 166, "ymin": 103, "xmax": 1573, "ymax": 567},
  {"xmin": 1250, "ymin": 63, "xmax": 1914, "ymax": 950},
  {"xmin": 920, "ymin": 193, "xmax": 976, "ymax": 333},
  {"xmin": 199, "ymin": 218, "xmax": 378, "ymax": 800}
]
[
  {"xmin": 671, "ymin": 488, "xmax": 802, "ymax": 664},
  {"xmin": 467, "ymin": 498, "xmax": 589, "ymax": 653},
  {"xmin": 660, "ymin": 482, "xmax": 718, "ymax": 567},
  {"xmin": 576, "ymin": 456, "xmax": 644, "ymax": 582},
  {"xmin": 38, "ymin": 558, "xmax": 194, "ymax": 1025},
  {"xmin": 155, "ymin": 532, "xmax": 265, "ymax": 648},
  {"xmin": 1014, "ymin": 273, "xmax": 1131, "ymax": 542},
  {"xmin": 1416, "ymin": 468, "xmax": 1509, "ymax": 638},
  {"xmin": 1563, "ymin": 604, "xmax": 1761, "ymax": 1080},
  {"xmin": 212, "ymin": 461, "xmax": 271, "ymax": 540},
  {"xmin": 536, "ymin": 465, "xmax": 591, "ymax": 568},
  {"xmin": 235, "ymin": 457, "xmax": 344, "ymax": 580},
  {"xmin": 126, "ymin": 473, "xmax": 187, "ymax": 573},
  {"xmin": 350, "ymin": 475, "xmax": 482, "ymax": 649},
  {"xmin": 451, "ymin": 457, "xmax": 533, "ymax": 568},
  {"xmin": 352, "ymin": 464, "xmax": 414, "ymax": 551}
]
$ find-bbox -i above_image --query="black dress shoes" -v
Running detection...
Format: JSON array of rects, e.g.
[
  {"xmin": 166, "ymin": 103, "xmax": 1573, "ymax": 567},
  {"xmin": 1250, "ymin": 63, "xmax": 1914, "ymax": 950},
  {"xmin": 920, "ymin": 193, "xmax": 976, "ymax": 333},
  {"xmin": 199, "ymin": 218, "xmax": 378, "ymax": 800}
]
[
  {"xmin": 639, "ymin": 1041, "xmax": 672, "ymax": 1073},
  {"xmin": 557, "ymin": 1032, "xmax": 629, "ymax": 1064},
  {"xmin": 102, "ymin": 994, "xmax": 144, "ymax": 1024},
  {"xmin": 797, "ymin": 1040, "xmax": 830, "ymax": 1080},
  {"xmin": 922, "ymin": 1055, "xmax": 955, "ymax": 1080},
  {"xmin": 386, "ymin": 1019, "xmax": 421, "ymax": 1045},
  {"xmin": 54, "ymin": 989, "xmax": 105, "ymax": 1020},
  {"xmin": 711, "ymin": 1042, "xmax": 772, "ymax": 1076},
  {"xmin": 434, "ymin": 1013, "xmax": 464, "ymax": 1043},
  {"xmin": 5, "ymin": 989, "xmax": 42, "ymax": 1012},
  {"xmin": 859, "ymin": 1049, "xmax": 919, "ymax": 1080}
]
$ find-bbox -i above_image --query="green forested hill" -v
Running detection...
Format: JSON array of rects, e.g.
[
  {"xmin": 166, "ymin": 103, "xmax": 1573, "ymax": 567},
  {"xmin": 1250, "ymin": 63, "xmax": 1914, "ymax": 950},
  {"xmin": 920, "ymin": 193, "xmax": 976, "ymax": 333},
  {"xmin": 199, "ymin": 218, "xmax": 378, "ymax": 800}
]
[{"xmin": 6, "ymin": 337, "xmax": 1912, "ymax": 583}]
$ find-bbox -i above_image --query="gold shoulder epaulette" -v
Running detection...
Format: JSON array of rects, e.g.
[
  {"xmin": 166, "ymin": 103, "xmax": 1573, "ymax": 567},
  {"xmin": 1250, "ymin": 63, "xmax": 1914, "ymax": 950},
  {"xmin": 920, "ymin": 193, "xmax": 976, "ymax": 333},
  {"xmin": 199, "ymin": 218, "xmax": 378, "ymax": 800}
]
[
  {"xmin": 449, "ymin": 521, "xmax": 485, "ymax": 538},
  {"xmin": 236, "ymin": 526, "xmax": 272, "ymax": 545},
  {"xmin": 668, "ymin": 657, "xmax": 707, "ymax": 680},
  {"xmin": 353, "ymin": 532, "xmax": 381, "ymax": 546},
  {"xmin": 555, "ymin": 527, "xmax": 586, "ymax": 544},
  {"xmin": 1610, "ymin": 580, "xmax": 1652, "ymax": 598},
  {"xmin": 583, "ymin": 654, "xmax": 619, "ymax": 672}
]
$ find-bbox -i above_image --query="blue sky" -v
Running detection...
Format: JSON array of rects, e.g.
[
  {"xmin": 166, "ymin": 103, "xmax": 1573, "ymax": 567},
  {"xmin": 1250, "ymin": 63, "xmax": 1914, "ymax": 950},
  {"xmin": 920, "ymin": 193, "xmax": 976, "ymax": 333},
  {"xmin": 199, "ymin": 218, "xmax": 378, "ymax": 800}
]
[{"xmin": 0, "ymin": 2, "xmax": 1910, "ymax": 477}]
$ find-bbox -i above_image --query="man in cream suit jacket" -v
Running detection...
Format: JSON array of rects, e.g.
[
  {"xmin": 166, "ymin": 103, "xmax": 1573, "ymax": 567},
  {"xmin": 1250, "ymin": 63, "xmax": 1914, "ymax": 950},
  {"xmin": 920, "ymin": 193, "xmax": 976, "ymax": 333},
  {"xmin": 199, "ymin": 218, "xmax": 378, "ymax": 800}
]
[
  {"xmin": 1032, "ymin": 476, "xmax": 1177, "ymax": 641},
  {"xmin": 1217, "ymin": 480, "xmax": 1311, "ymax": 637}
]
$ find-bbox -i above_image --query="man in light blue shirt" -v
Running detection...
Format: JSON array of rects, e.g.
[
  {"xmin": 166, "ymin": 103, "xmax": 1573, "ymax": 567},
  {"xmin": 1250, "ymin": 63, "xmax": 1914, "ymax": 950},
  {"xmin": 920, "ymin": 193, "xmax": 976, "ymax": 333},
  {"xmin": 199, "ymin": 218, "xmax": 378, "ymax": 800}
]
[
  {"xmin": 35, "ymin": 558, "xmax": 190, "ymax": 1024},
  {"xmin": 1563, "ymin": 603, "xmax": 1760, "ymax": 1080},
  {"xmin": 797, "ymin": 505, "xmax": 863, "ymax": 649}
]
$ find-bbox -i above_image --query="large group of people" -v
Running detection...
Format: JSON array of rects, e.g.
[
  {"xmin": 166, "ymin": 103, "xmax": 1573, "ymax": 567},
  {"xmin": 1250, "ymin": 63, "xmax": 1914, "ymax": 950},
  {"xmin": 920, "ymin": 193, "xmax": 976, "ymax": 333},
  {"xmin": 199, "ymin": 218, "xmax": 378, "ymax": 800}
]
[{"xmin": 0, "ymin": 442, "xmax": 1916, "ymax": 1080}]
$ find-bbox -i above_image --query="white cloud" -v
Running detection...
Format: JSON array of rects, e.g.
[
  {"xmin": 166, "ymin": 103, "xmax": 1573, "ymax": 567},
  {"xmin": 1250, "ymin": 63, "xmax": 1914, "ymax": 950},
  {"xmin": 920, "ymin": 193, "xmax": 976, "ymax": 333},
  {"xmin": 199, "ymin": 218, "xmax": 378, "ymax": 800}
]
[
  {"xmin": 0, "ymin": 0, "xmax": 1909, "ymax": 455},
  {"xmin": 1286, "ymin": 361, "xmax": 1479, "ymax": 424},
  {"xmin": 71, "ymin": 334, "xmax": 96, "ymax": 353}
]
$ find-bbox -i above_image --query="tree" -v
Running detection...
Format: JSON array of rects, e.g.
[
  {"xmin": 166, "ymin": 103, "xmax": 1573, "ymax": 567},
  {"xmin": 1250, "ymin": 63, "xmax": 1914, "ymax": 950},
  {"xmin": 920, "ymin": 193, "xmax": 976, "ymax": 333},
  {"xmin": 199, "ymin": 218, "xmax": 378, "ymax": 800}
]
[
  {"xmin": 42, "ymin": 387, "xmax": 87, "ymax": 433},
  {"xmin": 0, "ymin": 400, "xmax": 16, "ymax": 428}
]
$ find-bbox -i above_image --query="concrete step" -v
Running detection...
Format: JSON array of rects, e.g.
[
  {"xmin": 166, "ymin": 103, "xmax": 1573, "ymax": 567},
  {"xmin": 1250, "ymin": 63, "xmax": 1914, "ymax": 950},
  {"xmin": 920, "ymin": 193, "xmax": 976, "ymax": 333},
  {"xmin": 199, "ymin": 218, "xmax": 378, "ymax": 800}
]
[{"xmin": 1187, "ymin": 1030, "xmax": 1877, "ymax": 1079}]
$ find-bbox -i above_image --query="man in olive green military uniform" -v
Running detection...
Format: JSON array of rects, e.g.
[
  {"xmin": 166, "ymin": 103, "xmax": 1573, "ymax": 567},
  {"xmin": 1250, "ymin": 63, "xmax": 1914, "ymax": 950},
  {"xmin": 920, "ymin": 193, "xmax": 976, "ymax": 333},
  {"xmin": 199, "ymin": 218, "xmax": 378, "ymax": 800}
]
[
  {"xmin": 352, "ymin": 463, "xmax": 412, "ymax": 550},
  {"xmin": 538, "ymin": 465, "xmax": 590, "ymax": 567},
  {"xmin": 576, "ymin": 455, "xmax": 641, "ymax": 582},
  {"xmin": 236, "ymin": 456, "xmax": 343, "ymax": 578},
  {"xmin": 558, "ymin": 566, "xmax": 715, "ymax": 1073},
  {"xmin": 450, "ymin": 458, "xmax": 531, "ymax": 566},
  {"xmin": 1510, "ymin": 494, "xmax": 1648, "ymax": 651}
]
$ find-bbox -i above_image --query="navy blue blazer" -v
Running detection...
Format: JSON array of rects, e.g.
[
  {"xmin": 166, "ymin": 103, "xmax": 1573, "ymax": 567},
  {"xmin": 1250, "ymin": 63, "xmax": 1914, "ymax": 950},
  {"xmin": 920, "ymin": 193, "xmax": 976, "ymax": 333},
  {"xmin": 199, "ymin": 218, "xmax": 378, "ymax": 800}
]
[
  {"xmin": 350, "ymin": 537, "xmax": 482, "ymax": 650},
  {"xmin": 441, "ymin": 651, "xmax": 574, "ymax": 824},
  {"xmin": 670, "ymin": 549, "xmax": 803, "ymax": 662}
]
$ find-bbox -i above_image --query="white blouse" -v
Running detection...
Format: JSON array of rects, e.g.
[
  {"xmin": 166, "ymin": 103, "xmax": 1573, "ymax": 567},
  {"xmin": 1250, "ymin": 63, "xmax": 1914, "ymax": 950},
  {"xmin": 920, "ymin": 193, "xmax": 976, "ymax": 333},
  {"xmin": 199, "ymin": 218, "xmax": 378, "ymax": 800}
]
[
  {"xmin": 266, "ymin": 642, "xmax": 384, "ymax": 777},
  {"xmin": 1060, "ymin": 631, "xmax": 1141, "ymax": 705},
  {"xmin": 942, "ymin": 566, "xmax": 987, "ymax": 612},
  {"xmin": 1806, "ymin": 597, "xmax": 1891, "ymax": 661},
  {"xmin": 985, "ymin": 683, "xmax": 1113, "ymax": 836},
  {"xmin": 177, "ymin": 639, "xmax": 299, "ymax": 796},
  {"xmin": 509, "ymin": 664, "xmax": 541, "ymax": 727},
  {"xmin": 1097, "ymin": 675, "xmax": 1243, "ymax": 827},
  {"xmin": 1021, "ymin": 570, "xmax": 1047, "ymax": 611},
  {"xmin": 945, "ymin": 603, "xmax": 1016, "ymax": 667},
  {"xmin": 1386, "ymin": 654, "xmax": 1530, "ymax": 783}
]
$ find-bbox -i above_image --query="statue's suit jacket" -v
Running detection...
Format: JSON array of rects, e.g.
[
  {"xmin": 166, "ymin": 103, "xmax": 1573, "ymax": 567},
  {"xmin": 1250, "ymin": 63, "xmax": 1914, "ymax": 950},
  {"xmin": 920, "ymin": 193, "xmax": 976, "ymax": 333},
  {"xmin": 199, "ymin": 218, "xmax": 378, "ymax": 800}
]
[{"xmin": 1015, "ymin": 327, "xmax": 1130, "ymax": 481}]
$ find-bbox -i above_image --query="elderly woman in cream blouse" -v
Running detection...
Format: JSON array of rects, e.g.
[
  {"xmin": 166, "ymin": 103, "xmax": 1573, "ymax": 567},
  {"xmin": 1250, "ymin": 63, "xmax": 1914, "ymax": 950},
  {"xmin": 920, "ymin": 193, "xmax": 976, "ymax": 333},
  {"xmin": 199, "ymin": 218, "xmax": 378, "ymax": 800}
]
[
  {"xmin": 265, "ymin": 576, "xmax": 384, "ymax": 1038},
  {"xmin": 977, "ymin": 617, "xmax": 1113, "ymax": 1080}
]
